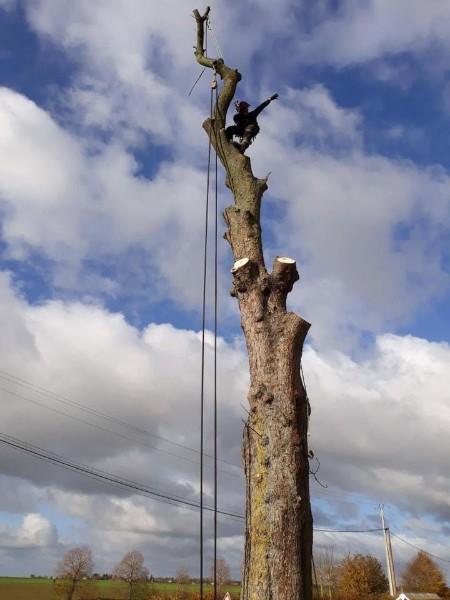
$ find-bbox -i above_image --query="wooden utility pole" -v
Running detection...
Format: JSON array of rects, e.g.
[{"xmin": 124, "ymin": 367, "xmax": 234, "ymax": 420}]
[
  {"xmin": 380, "ymin": 505, "xmax": 397, "ymax": 596},
  {"xmin": 193, "ymin": 8, "xmax": 313, "ymax": 600}
]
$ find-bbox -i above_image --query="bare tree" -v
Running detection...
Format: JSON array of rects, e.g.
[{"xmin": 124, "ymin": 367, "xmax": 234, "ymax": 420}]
[
  {"xmin": 176, "ymin": 567, "xmax": 191, "ymax": 585},
  {"xmin": 192, "ymin": 7, "xmax": 312, "ymax": 600},
  {"xmin": 314, "ymin": 547, "xmax": 337, "ymax": 599},
  {"xmin": 210, "ymin": 558, "xmax": 231, "ymax": 592},
  {"xmin": 55, "ymin": 545, "xmax": 93, "ymax": 600},
  {"xmin": 112, "ymin": 550, "xmax": 149, "ymax": 600},
  {"xmin": 175, "ymin": 567, "xmax": 192, "ymax": 600}
]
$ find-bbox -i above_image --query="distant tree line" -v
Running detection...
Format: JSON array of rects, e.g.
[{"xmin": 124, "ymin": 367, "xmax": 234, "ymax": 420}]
[
  {"xmin": 52, "ymin": 543, "xmax": 449, "ymax": 600},
  {"xmin": 53, "ymin": 546, "xmax": 233, "ymax": 600}
]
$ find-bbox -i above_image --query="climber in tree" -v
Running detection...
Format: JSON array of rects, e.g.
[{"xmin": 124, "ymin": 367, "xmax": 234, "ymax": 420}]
[{"xmin": 225, "ymin": 93, "xmax": 279, "ymax": 153}]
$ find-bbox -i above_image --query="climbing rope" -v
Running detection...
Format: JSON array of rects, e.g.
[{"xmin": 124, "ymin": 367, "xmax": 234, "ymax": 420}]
[
  {"xmin": 213, "ymin": 72, "xmax": 219, "ymax": 600},
  {"xmin": 199, "ymin": 60, "xmax": 220, "ymax": 600},
  {"xmin": 199, "ymin": 20, "xmax": 208, "ymax": 600},
  {"xmin": 206, "ymin": 16, "xmax": 224, "ymax": 60}
]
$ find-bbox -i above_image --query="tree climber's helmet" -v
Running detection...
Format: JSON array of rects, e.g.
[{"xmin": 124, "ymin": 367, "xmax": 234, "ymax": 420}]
[{"xmin": 235, "ymin": 100, "xmax": 250, "ymax": 112}]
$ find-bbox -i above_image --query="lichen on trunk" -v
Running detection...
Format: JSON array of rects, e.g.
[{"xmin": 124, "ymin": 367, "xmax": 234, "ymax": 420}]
[{"xmin": 193, "ymin": 8, "xmax": 313, "ymax": 600}]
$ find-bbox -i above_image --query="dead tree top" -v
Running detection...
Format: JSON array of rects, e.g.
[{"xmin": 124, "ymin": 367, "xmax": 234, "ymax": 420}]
[
  {"xmin": 192, "ymin": 7, "xmax": 272, "ymax": 267},
  {"xmin": 193, "ymin": 7, "xmax": 241, "ymax": 130}
]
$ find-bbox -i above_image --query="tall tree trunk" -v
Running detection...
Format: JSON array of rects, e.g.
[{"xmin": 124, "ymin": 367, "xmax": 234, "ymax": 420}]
[{"xmin": 193, "ymin": 9, "xmax": 313, "ymax": 600}]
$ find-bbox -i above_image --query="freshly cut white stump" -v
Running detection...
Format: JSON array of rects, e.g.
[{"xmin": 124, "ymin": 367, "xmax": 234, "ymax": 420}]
[
  {"xmin": 273, "ymin": 256, "xmax": 299, "ymax": 279},
  {"xmin": 231, "ymin": 257, "xmax": 250, "ymax": 273}
]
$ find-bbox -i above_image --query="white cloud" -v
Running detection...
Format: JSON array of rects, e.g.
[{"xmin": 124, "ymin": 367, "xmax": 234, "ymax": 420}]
[
  {"xmin": 264, "ymin": 85, "xmax": 362, "ymax": 151},
  {"xmin": 1, "ymin": 0, "xmax": 449, "ymax": 581},
  {"xmin": 0, "ymin": 87, "xmax": 220, "ymax": 307},
  {"xmin": 306, "ymin": 334, "xmax": 450, "ymax": 519},
  {"xmin": 297, "ymin": 0, "xmax": 450, "ymax": 67},
  {"xmin": 0, "ymin": 273, "xmax": 449, "ymax": 575},
  {"xmin": 0, "ymin": 514, "xmax": 57, "ymax": 549},
  {"xmin": 1, "ymin": 1, "xmax": 449, "ymax": 348},
  {"xmin": 251, "ymin": 93, "xmax": 450, "ymax": 348},
  {"xmin": 3, "ymin": 80, "xmax": 450, "ymax": 349}
]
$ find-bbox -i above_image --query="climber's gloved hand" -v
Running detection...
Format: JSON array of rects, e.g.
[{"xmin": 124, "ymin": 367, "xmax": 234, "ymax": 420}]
[{"xmin": 269, "ymin": 93, "xmax": 279, "ymax": 101}]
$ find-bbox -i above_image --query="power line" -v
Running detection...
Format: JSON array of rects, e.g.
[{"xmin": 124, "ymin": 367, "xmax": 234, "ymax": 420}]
[
  {"xmin": 0, "ymin": 431, "xmax": 391, "ymax": 538},
  {"xmin": 1, "ymin": 372, "xmax": 420, "ymax": 528},
  {"xmin": 0, "ymin": 374, "xmax": 391, "ymax": 505},
  {"xmin": 0, "ymin": 369, "xmax": 242, "ymax": 470},
  {"xmin": 0, "ymin": 432, "xmax": 244, "ymax": 521},
  {"xmin": 0, "ymin": 383, "xmax": 242, "ymax": 480},
  {"xmin": 1, "ymin": 374, "xmax": 406, "ymax": 506},
  {"xmin": 391, "ymin": 532, "xmax": 450, "ymax": 564},
  {"xmin": 314, "ymin": 528, "xmax": 384, "ymax": 533}
]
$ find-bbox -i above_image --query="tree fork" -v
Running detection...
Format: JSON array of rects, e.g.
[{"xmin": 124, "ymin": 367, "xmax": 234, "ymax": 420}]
[{"xmin": 193, "ymin": 8, "xmax": 313, "ymax": 599}]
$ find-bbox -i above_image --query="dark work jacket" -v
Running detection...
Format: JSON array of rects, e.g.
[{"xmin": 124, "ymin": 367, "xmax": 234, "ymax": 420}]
[{"xmin": 232, "ymin": 99, "xmax": 271, "ymax": 132}]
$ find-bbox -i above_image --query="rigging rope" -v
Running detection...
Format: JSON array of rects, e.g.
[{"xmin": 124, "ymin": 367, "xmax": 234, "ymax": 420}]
[
  {"xmin": 206, "ymin": 17, "xmax": 224, "ymax": 60},
  {"xmin": 199, "ymin": 21, "xmax": 211, "ymax": 599},
  {"xmin": 213, "ymin": 73, "xmax": 219, "ymax": 600},
  {"xmin": 199, "ymin": 19, "xmax": 221, "ymax": 599},
  {"xmin": 199, "ymin": 93, "xmax": 212, "ymax": 600}
]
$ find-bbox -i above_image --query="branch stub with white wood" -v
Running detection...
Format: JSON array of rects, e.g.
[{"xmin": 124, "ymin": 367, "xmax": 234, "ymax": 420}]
[{"xmin": 231, "ymin": 257, "xmax": 250, "ymax": 273}]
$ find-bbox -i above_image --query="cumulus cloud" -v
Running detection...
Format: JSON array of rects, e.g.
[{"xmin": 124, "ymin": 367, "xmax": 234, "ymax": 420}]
[
  {"xmin": 0, "ymin": 87, "xmax": 225, "ymax": 307},
  {"xmin": 0, "ymin": 514, "xmax": 57, "ymax": 549},
  {"xmin": 305, "ymin": 335, "xmax": 450, "ymax": 518},
  {"xmin": 296, "ymin": 0, "xmax": 450, "ymax": 67},
  {"xmin": 0, "ymin": 273, "xmax": 449, "ymax": 575},
  {"xmin": 1, "ymin": 0, "xmax": 449, "ymax": 580},
  {"xmin": 3, "ymin": 79, "xmax": 450, "ymax": 350},
  {"xmin": 251, "ymin": 91, "xmax": 450, "ymax": 348},
  {"xmin": 1, "ymin": 0, "xmax": 450, "ymax": 348}
]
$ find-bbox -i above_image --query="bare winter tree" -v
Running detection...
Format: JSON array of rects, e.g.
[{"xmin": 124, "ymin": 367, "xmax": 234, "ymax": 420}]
[
  {"xmin": 175, "ymin": 567, "xmax": 192, "ymax": 600},
  {"xmin": 193, "ymin": 7, "xmax": 313, "ymax": 600},
  {"xmin": 210, "ymin": 558, "xmax": 231, "ymax": 593},
  {"xmin": 112, "ymin": 550, "xmax": 149, "ymax": 600},
  {"xmin": 55, "ymin": 545, "xmax": 93, "ymax": 600},
  {"xmin": 314, "ymin": 546, "xmax": 337, "ymax": 599},
  {"xmin": 176, "ymin": 567, "xmax": 191, "ymax": 585}
]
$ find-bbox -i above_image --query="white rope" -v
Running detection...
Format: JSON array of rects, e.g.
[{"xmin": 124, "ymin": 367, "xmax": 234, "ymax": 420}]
[{"xmin": 206, "ymin": 16, "xmax": 224, "ymax": 60}]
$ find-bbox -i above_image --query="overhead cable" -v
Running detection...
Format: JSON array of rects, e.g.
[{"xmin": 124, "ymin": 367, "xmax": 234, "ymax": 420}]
[
  {"xmin": 0, "ymin": 432, "xmax": 244, "ymax": 521},
  {"xmin": 0, "ymin": 369, "xmax": 241, "ymax": 470},
  {"xmin": 391, "ymin": 532, "xmax": 450, "ymax": 564}
]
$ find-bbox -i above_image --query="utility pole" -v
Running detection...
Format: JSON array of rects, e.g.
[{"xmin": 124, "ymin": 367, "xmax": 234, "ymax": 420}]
[{"xmin": 380, "ymin": 505, "xmax": 397, "ymax": 597}]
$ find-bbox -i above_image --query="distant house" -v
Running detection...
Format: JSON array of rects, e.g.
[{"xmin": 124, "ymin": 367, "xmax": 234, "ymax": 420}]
[{"xmin": 396, "ymin": 593, "xmax": 441, "ymax": 600}]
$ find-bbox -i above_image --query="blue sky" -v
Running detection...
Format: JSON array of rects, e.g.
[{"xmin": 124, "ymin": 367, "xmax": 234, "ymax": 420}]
[{"xmin": 0, "ymin": 0, "xmax": 449, "ymax": 583}]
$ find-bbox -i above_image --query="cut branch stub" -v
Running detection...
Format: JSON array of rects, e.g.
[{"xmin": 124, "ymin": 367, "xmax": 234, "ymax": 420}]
[
  {"xmin": 268, "ymin": 256, "xmax": 300, "ymax": 311},
  {"xmin": 231, "ymin": 257, "xmax": 250, "ymax": 273},
  {"xmin": 230, "ymin": 257, "xmax": 260, "ymax": 296},
  {"xmin": 272, "ymin": 256, "xmax": 299, "ymax": 289}
]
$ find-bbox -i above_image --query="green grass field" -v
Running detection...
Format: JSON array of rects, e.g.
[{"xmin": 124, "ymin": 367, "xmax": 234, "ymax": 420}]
[{"xmin": 0, "ymin": 577, "xmax": 240, "ymax": 599}]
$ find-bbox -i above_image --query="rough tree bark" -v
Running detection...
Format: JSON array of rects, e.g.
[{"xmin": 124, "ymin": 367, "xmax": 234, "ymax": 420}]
[{"xmin": 193, "ymin": 8, "xmax": 313, "ymax": 600}]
